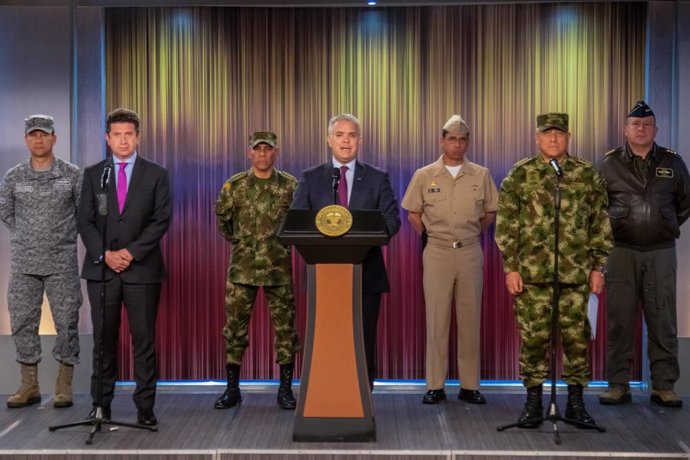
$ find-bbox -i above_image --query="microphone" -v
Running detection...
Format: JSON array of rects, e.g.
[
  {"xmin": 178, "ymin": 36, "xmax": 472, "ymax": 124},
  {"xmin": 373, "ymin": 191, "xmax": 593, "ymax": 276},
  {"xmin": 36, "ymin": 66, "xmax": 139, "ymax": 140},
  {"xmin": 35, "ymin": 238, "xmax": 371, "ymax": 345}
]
[
  {"xmin": 548, "ymin": 158, "xmax": 563, "ymax": 177},
  {"xmin": 331, "ymin": 167, "xmax": 341, "ymax": 204},
  {"xmin": 100, "ymin": 163, "xmax": 112, "ymax": 190}
]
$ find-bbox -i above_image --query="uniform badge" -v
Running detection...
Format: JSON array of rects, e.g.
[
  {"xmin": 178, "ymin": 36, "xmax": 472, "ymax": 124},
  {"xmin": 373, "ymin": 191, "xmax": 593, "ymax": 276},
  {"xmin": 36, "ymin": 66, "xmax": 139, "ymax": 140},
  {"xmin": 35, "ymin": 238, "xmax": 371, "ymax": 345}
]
[
  {"xmin": 656, "ymin": 167, "xmax": 673, "ymax": 178},
  {"xmin": 427, "ymin": 180, "xmax": 440, "ymax": 193},
  {"xmin": 223, "ymin": 182, "xmax": 231, "ymax": 190},
  {"xmin": 15, "ymin": 183, "xmax": 33, "ymax": 193},
  {"xmin": 54, "ymin": 179, "xmax": 72, "ymax": 191}
]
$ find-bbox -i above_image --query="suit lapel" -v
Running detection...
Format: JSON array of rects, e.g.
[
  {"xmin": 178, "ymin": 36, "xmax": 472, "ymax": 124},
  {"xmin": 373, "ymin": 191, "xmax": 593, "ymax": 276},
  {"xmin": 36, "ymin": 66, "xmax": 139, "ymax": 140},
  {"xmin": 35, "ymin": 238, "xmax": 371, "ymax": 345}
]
[{"xmin": 348, "ymin": 161, "xmax": 366, "ymax": 209}]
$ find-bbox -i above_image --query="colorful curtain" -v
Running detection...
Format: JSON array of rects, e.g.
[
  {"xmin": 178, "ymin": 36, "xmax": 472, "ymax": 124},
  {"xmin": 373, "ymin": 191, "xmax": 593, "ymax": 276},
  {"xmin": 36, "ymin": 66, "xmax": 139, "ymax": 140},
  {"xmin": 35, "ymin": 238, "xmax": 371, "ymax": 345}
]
[{"xmin": 104, "ymin": 3, "xmax": 646, "ymax": 381}]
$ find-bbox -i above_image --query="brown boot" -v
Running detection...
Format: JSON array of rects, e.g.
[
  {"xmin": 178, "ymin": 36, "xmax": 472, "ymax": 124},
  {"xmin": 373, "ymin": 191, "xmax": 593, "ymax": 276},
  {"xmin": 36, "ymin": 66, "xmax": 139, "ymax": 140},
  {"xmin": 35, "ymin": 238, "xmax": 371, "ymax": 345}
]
[
  {"xmin": 54, "ymin": 362, "xmax": 74, "ymax": 408},
  {"xmin": 7, "ymin": 363, "xmax": 41, "ymax": 408}
]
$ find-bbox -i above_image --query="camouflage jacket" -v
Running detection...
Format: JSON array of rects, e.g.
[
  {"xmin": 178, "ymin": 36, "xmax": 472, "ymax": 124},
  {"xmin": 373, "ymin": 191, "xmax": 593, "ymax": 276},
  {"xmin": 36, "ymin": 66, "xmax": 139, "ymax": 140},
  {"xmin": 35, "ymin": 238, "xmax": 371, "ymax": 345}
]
[
  {"xmin": 495, "ymin": 154, "xmax": 613, "ymax": 285},
  {"xmin": 215, "ymin": 168, "xmax": 296, "ymax": 286},
  {"xmin": 0, "ymin": 158, "xmax": 82, "ymax": 275}
]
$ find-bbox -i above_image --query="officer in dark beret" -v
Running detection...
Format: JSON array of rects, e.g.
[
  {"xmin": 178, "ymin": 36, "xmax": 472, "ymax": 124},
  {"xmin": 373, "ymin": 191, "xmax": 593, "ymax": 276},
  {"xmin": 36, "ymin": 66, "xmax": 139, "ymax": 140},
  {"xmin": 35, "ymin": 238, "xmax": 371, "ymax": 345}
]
[{"xmin": 597, "ymin": 101, "xmax": 690, "ymax": 408}]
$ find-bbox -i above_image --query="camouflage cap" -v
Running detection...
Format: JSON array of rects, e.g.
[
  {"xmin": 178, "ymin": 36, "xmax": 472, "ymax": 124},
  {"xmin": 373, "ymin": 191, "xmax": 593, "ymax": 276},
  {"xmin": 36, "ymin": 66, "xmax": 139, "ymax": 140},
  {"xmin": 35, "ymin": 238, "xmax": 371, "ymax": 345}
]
[
  {"xmin": 25, "ymin": 114, "xmax": 55, "ymax": 134},
  {"xmin": 249, "ymin": 131, "xmax": 277, "ymax": 148},
  {"xmin": 537, "ymin": 113, "xmax": 569, "ymax": 132},
  {"xmin": 627, "ymin": 100, "xmax": 655, "ymax": 118},
  {"xmin": 442, "ymin": 115, "xmax": 470, "ymax": 134}
]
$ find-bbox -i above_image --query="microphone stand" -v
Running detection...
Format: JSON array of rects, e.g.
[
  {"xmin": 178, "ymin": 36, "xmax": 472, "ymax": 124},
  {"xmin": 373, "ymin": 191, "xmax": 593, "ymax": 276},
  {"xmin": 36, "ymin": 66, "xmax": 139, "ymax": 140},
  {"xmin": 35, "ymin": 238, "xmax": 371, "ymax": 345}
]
[
  {"xmin": 49, "ymin": 163, "xmax": 155, "ymax": 444},
  {"xmin": 332, "ymin": 168, "xmax": 340, "ymax": 205},
  {"xmin": 497, "ymin": 161, "xmax": 605, "ymax": 444}
]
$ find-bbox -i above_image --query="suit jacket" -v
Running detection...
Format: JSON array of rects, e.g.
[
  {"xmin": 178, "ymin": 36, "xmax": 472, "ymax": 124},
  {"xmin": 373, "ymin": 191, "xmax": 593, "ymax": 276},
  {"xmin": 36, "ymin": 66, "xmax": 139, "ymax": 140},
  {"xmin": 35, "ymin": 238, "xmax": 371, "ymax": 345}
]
[
  {"xmin": 78, "ymin": 156, "xmax": 171, "ymax": 283},
  {"xmin": 291, "ymin": 160, "xmax": 400, "ymax": 293}
]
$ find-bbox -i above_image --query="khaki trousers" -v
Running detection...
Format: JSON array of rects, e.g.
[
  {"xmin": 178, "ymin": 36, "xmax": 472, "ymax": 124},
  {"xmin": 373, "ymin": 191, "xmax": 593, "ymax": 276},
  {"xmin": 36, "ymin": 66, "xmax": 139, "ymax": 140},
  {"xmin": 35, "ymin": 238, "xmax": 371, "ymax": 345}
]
[{"xmin": 423, "ymin": 241, "xmax": 483, "ymax": 390}]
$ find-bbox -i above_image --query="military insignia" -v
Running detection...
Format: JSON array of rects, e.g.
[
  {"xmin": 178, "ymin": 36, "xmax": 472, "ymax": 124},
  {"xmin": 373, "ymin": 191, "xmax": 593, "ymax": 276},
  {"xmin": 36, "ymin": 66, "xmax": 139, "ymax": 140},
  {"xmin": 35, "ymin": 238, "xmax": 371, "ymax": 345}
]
[
  {"xmin": 315, "ymin": 204, "xmax": 353, "ymax": 237},
  {"xmin": 15, "ymin": 183, "xmax": 33, "ymax": 193},
  {"xmin": 656, "ymin": 167, "xmax": 673, "ymax": 178},
  {"xmin": 427, "ymin": 187, "xmax": 440, "ymax": 193},
  {"xmin": 54, "ymin": 179, "xmax": 72, "ymax": 191},
  {"xmin": 526, "ymin": 170, "xmax": 540, "ymax": 185},
  {"xmin": 223, "ymin": 182, "xmax": 231, "ymax": 190}
]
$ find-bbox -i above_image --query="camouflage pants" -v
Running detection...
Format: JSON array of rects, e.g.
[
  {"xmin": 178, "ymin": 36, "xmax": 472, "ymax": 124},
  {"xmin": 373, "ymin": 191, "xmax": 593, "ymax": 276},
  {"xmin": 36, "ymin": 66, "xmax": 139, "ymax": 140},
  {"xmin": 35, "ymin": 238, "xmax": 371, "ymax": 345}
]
[
  {"xmin": 514, "ymin": 283, "xmax": 591, "ymax": 387},
  {"xmin": 222, "ymin": 281, "xmax": 301, "ymax": 365},
  {"xmin": 8, "ymin": 271, "xmax": 82, "ymax": 365}
]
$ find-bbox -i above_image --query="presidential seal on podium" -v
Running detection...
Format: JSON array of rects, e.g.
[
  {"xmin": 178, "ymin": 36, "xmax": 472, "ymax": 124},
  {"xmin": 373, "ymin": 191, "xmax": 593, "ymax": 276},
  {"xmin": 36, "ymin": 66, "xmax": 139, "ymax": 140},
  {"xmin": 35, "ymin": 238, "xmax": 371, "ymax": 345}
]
[{"xmin": 315, "ymin": 205, "xmax": 353, "ymax": 237}]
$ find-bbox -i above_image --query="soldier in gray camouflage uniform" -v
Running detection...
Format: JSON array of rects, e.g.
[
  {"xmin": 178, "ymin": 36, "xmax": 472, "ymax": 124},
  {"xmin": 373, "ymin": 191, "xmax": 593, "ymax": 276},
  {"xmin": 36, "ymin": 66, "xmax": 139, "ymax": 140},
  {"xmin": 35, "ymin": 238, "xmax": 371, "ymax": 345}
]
[
  {"xmin": 0, "ymin": 115, "xmax": 82, "ymax": 409},
  {"xmin": 214, "ymin": 131, "xmax": 301, "ymax": 410},
  {"xmin": 495, "ymin": 113, "xmax": 613, "ymax": 428}
]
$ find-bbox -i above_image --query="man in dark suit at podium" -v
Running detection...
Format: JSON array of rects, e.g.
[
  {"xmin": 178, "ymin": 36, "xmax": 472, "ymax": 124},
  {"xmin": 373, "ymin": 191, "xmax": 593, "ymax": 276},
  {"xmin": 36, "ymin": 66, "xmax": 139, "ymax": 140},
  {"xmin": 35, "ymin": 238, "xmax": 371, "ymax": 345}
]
[
  {"xmin": 78, "ymin": 108, "xmax": 171, "ymax": 426},
  {"xmin": 291, "ymin": 113, "xmax": 400, "ymax": 389}
]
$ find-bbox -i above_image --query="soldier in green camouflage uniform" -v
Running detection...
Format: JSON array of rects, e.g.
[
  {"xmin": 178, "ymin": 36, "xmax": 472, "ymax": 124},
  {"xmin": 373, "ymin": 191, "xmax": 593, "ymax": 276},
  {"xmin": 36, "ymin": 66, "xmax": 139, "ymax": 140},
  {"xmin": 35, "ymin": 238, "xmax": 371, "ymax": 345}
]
[
  {"xmin": 214, "ymin": 131, "xmax": 301, "ymax": 411},
  {"xmin": 495, "ymin": 113, "xmax": 613, "ymax": 428}
]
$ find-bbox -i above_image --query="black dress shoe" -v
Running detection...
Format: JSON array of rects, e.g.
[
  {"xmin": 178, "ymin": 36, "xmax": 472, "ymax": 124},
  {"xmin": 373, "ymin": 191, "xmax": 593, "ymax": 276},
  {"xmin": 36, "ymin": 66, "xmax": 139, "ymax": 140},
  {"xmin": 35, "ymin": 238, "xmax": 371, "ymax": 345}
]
[
  {"xmin": 137, "ymin": 409, "xmax": 157, "ymax": 426},
  {"xmin": 422, "ymin": 389, "xmax": 447, "ymax": 404},
  {"xmin": 87, "ymin": 406, "xmax": 111, "ymax": 421},
  {"xmin": 459, "ymin": 388, "xmax": 486, "ymax": 404}
]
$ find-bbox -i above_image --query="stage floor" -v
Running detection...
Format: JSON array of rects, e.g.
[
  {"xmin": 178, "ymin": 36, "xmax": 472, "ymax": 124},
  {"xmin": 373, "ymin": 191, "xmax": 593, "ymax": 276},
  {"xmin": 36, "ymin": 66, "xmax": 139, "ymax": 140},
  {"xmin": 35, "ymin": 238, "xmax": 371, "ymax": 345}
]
[{"xmin": 1, "ymin": 384, "xmax": 688, "ymax": 459}]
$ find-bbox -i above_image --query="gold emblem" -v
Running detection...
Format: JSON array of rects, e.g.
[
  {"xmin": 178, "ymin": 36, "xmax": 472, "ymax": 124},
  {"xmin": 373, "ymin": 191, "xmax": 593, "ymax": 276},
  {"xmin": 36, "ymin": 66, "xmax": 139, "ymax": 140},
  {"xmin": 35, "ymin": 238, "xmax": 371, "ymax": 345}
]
[
  {"xmin": 656, "ymin": 167, "xmax": 674, "ymax": 178},
  {"xmin": 315, "ymin": 205, "xmax": 353, "ymax": 237}
]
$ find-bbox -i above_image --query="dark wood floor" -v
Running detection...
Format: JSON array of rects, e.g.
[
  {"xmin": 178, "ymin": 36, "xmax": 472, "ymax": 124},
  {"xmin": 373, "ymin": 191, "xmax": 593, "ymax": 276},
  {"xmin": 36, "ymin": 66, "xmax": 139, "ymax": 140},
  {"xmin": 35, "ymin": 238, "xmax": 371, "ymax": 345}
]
[{"xmin": 1, "ymin": 385, "xmax": 688, "ymax": 459}]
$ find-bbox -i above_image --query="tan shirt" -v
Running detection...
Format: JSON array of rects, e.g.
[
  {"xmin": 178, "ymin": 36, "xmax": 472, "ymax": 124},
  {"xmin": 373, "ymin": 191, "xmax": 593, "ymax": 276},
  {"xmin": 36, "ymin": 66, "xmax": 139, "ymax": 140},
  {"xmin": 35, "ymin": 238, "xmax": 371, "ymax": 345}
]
[{"xmin": 401, "ymin": 156, "xmax": 498, "ymax": 242}]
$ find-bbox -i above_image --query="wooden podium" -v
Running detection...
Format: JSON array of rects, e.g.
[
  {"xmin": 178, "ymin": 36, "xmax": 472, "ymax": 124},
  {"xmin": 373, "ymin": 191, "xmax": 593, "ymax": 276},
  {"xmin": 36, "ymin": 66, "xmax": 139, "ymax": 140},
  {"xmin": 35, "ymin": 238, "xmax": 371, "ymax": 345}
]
[{"xmin": 278, "ymin": 209, "xmax": 390, "ymax": 442}]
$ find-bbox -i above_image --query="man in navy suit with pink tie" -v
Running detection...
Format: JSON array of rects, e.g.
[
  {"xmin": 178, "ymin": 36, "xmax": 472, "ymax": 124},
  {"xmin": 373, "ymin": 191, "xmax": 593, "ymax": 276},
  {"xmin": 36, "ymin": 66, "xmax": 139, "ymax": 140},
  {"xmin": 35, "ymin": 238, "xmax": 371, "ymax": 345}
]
[
  {"xmin": 78, "ymin": 108, "xmax": 171, "ymax": 427},
  {"xmin": 291, "ymin": 113, "xmax": 400, "ymax": 389}
]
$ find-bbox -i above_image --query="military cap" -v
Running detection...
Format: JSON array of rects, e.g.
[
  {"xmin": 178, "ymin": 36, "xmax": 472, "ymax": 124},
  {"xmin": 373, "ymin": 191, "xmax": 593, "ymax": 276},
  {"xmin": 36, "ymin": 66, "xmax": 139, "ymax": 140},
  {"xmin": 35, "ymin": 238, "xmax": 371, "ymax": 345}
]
[
  {"xmin": 627, "ymin": 100, "xmax": 655, "ymax": 118},
  {"xmin": 443, "ymin": 115, "xmax": 470, "ymax": 134},
  {"xmin": 25, "ymin": 114, "xmax": 55, "ymax": 134},
  {"xmin": 249, "ymin": 131, "xmax": 277, "ymax": 148},
  {"xmin": 537, "ymin": 113, "xmax": 569, "ymax": 132}
]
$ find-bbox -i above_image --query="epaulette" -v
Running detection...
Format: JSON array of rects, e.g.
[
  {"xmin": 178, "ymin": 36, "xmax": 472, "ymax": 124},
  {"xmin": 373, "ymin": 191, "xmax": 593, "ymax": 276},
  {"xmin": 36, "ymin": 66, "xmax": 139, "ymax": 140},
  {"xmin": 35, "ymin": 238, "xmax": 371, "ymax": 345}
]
[
  {"xmin": 661, "ymin": 147, "xmax": 677, "ymax": 156},
  {"xmin": 228, "ymin": 171, "xmax": 248, "ymax": 183},
  {"xmin": 571, "ymin": 156, "xmax": 593, "ymax": 167},
  {"xmin": 604, "ymin": 147, "xmax": 623, "ymax": 157},
  {"xmin": 510, "ymin": 157, "xmax": 534, "ymax": 172},
  {"xmin": 276, "ymin": 170, "xmax": 297, "ymax": 182}
]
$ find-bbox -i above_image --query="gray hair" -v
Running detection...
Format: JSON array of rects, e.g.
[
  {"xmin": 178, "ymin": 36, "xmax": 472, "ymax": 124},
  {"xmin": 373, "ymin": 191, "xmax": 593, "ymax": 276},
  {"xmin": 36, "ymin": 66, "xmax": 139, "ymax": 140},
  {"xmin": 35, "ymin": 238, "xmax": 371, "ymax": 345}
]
[{"xmin": 327, "ymin": 113, "xmax": 361, "ymax": 136}]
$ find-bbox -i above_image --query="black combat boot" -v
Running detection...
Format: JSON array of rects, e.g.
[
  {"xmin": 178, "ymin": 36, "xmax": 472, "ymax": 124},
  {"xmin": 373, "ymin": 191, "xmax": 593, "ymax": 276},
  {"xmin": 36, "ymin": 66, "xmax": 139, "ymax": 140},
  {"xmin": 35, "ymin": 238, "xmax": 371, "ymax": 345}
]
[
  {"xmin": 565, "ymin": 384, "xmax": 596, "ymax": 428},
  {"xmin": 277, "ymin": 363, "xmax": 296, "ymax": 410},
  {"xmin": 517, "ymin": 385, "xmax": 543, "ymax": 428},
  {"xmin": 214, "ymin": 363, "xmax": 242, "ymax": 409}
]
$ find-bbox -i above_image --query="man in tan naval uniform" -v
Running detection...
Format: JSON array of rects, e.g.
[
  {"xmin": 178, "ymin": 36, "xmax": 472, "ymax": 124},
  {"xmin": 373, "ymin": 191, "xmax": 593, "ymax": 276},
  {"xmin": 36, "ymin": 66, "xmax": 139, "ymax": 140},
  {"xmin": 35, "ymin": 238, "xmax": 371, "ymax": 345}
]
[{"xmin": 402, "ymin": 115, "xmax": 498, "ymax": 404}]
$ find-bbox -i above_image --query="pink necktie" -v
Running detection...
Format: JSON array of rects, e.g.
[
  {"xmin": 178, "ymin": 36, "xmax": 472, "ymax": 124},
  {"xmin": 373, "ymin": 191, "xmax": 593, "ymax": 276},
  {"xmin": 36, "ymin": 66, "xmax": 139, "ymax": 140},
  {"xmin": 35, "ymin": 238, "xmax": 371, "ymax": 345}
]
[
  {"xmin": 338, "ymin": 165, "xmax": 348, "ymax": 207},
  {"xmin": 117, "ymin": 162, "xmax": 128, "ymax": 213}
]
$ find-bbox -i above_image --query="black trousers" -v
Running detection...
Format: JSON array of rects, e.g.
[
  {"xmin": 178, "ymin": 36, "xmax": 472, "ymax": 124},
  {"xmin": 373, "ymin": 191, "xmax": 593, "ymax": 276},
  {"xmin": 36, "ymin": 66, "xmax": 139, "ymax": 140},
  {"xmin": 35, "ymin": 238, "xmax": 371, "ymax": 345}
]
[
  {"xmin": 88, "ymin": 278, "xmax": 161, "ymax": 410},
  {"xmin": 362, "ymin": 293, "xmax": 382, "ymax": 386},
  {"xmin": 605, "ymin": 246, "xmax": 679, "ymax": 390}
]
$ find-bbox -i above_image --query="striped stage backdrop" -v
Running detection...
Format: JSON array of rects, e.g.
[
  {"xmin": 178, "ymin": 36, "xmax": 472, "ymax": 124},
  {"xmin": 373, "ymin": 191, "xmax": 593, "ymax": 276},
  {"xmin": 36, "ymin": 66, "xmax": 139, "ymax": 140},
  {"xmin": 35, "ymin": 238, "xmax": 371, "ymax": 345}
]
[{"xmin": 104, "ymin": 3, "xmax": 646, "ymax": 382}]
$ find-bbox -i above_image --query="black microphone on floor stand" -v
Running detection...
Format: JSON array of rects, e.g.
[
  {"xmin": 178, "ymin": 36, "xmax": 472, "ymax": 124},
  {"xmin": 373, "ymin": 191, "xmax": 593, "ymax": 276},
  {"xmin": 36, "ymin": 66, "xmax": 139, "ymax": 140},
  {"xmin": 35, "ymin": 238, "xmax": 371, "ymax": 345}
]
[
  {"xmin": 497, "ymin": 156, "xmax": 605, "ymax": 443},
  {"xmin": 49, "ymin": 159, "xmax": 155, "ymax": 443}
]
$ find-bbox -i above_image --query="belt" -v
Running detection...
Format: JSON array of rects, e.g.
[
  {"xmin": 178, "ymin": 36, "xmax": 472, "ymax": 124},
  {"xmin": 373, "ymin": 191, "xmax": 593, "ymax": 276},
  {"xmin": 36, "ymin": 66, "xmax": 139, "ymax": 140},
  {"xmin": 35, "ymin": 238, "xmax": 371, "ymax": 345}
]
[{"xmin": 427, "ymin": 235, "xmax": 480, "ymax": 249}]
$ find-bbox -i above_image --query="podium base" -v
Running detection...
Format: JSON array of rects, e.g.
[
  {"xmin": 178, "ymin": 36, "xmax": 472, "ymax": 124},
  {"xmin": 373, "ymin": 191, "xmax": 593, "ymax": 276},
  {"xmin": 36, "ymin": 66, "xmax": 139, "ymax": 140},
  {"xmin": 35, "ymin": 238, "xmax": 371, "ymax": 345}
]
[{"xmin": 293, "ymin": 417, "xmax": 376, "ymax": 442}]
